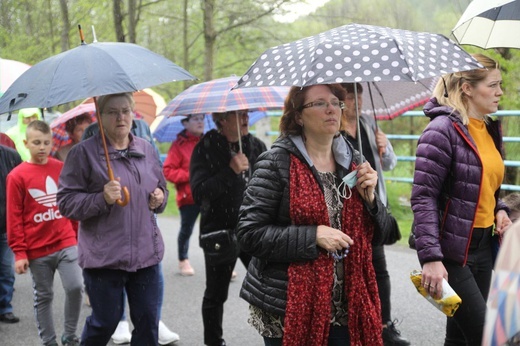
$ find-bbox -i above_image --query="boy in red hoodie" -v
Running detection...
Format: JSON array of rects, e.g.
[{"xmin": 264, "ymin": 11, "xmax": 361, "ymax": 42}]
[{"xmin": 7, "ymin": 120, "xmax": 82, "ymax": 346}]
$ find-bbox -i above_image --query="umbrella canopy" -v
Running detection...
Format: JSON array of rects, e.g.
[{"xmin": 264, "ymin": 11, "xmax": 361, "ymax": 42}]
[
  {"xmin": 0, "ymin": 41, "xmax": 196, "ymax": 114},
  {"xmin": 483, "ymin": 221, "xmax": 520, "ymax": 345},
  {"xmin": 0, "ymin": 58, "xmax": 31, "ymax": 96},
  {"xmin": 0, "ymin": 38, "xmax": 196, "ymax": 207},
  {"xmin": 452, "ymin": 0, "xmax": 520, "ymax": 49},
  {"xmin": 160, "ymin": 76, "xmax": 288, "ymax": 117},
  {"xmin": 235, "ymin": 23, "xmax": 481, "ymax": 88},
  {"xmin": 152, "ymin": 110, "xmax": 267, "ymax": 143},
  {"xmin": 362, "ymin": 78, "xmax": 437, "ymax": 120},
  {"xmin": 82, "ymin": 88, "xmax": 166, "ymax": 125},
  {"xmin": 49, "ymin": 103, "xmax": 97, "ymax": 155},
  {"xmin": 50, "ymin": 103, "xmax": 97, "ymax": 129}
]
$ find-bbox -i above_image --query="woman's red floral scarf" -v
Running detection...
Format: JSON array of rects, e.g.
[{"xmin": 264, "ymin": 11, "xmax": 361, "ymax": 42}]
[{"xmin": 283, "ymin": 155, "xmax": 382, "ymax": 346}]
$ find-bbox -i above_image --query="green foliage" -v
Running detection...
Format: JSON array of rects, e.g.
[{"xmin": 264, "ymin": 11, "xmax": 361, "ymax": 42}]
[{"xmin": 164, "ymin": 183, "xmax": 180, "ymax": 217}]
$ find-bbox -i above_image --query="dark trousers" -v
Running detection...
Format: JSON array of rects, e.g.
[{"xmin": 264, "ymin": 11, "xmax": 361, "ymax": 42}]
[
  {"xmin": 372, "ymin": 245, "xmax": 391, "ymax": 323},
  {"xmin": 81, "ymin": 265, "xmax": 160, "ymax": 346},
  {"xmin": 263, "ymin": 325, "xmax": 350, "ymax": 346},
  {"xmin": 202, "ymin": 251, "xmax": 251, "ymax": 346},
  {"xmin": 444, "ymin": 227, "xmax": 493, "ymax": 346},
  {"xmin": 178, "ymin": 204, "xmax": 200, "ymax": 260}
]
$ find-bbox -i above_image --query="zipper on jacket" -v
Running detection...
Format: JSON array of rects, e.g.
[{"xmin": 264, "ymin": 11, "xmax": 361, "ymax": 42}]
[{"xmin": 453, "ymin": 122, "xmax": 484, "ymax": 266}]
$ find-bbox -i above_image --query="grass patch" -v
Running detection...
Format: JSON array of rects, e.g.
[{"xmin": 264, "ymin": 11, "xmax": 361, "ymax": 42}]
[
  {"xmin": 163, "ymin": 182, "xmax": 179, "ymax": 217},
  {"xmin": 385, "ymin": 178, "xmax": 413, "ymax": 246}
]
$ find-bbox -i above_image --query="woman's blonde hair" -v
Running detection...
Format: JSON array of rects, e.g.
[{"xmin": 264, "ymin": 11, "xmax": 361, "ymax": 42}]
[{"xmin": 433, "ymin": 53, "xmax": 500, "ymax": 125}]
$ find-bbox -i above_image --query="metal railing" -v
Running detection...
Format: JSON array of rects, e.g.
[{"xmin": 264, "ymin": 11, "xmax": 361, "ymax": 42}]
[{"xmin": 251, "ymin": 110, "xmax": 520, "ymax": 191}]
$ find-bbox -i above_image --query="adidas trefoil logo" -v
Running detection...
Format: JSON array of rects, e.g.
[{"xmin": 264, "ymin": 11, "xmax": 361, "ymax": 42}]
[
  {"xmin": 29, "ymin": 176, "xmax": 62, "ymax": 223},
  {"xmin": 29, "ymin": 176, "xmax": 58, "ymax": 207}
]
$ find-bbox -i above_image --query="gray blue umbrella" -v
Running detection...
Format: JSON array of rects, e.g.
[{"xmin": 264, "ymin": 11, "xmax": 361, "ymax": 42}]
[
  {"xmin": 0, "ymin": 36, "xmax": 196, "ymax": 207},
  {"xmin": 0, "ymin": 41, "xmax": 196, "ymax": 114}
]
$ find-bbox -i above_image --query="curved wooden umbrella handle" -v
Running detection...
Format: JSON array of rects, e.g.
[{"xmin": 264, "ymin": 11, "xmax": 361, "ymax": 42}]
[{"xmin": 116, "ymin": 187, "xmax": 130, "ymax": 207}]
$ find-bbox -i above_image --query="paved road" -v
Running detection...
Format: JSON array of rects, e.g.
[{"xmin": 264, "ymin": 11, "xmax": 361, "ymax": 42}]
[{"xmin": 0, "ymin": 216, "xmax": 446, "ymax": 345}]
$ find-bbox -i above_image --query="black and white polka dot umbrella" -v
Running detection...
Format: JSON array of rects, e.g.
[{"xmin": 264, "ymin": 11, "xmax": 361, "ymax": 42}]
[{"xmin": 235, "ymin": 23, "xmax": 482, "ymax": 88}]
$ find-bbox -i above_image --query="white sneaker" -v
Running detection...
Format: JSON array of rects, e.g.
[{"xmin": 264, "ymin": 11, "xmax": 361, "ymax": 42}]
[
  {"xmin": 158, "ymin": 320, "xmax": 180, "ymax": 345},
  {"xmin": 111, "ymin": 320, "xmax": 132, "ymax": 344}
]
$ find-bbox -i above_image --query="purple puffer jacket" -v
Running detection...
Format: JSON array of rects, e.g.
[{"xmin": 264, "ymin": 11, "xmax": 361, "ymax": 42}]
[{"xmin": 411, "ymin": 98, "xmax": 508, "ymax": 266}]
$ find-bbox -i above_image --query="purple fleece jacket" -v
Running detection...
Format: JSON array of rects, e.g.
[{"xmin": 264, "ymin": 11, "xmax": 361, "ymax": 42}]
[{"xmin": 57, "ymin": 133, "xmax": 167, "ymax": 271}]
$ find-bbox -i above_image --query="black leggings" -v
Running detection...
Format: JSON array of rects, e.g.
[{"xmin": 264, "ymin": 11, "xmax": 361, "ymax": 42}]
[
  {"xmin": 443, "ymin": 227, "xmax": 493, "ymax": 346},
  {"xmin": 372, "ymin": 245, "xmax": 391, "ymax": 323}
]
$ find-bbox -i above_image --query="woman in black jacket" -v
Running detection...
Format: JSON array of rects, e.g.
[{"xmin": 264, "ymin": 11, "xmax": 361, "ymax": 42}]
[
  {"xmin": 237, "ymin": 84, "xmax": 392, "ymax": 346},
  {"xmin": 190, "ymin": 109, "xmax": 267, "ymax": 346}
]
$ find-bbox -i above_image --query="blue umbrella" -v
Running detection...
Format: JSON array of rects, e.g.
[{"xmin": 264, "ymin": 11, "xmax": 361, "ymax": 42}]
[
  {"xmin": 0, "ymin": 41, "xmax": 196, "ymax": 114},
  {"xmin": 0, "ymin": 31, "xmax": 197, "ymax": 207},
  {"xmin": 152, "ymin": 111, "xmax": 267, "ymax": 143}
]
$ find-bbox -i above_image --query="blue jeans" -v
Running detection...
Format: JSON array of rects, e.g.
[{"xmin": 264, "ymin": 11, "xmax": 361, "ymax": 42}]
[
  {"xmin": 81, "ymin": 264, "xmax": 160, "ymax": 346},
  {"xmin": 0, "ymin": 233, "xmax": 15, "ymax": 315},
  {"xmin": 119, "ymin": 262, "xmax": 164, "ymax": 321},
  {"xmin": 178, "ymin": 204, "xmax": 200, "ymax": 260}
]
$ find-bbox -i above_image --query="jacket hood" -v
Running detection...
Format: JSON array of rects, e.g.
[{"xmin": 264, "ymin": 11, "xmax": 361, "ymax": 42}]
[
  {"xmin": 176, "ymin": 129, "xmax": 202, "ymax": 145},
  {"xmin": 271, "ymin": 135, "xmax": 357, "ymax": 173},
  {"xmin": 17, "ymin": 108, "xmax": 42, "ymax": 128},
  {"xmin": 423, "ymin": 97, "xmax": 462, "ymax": 123}
]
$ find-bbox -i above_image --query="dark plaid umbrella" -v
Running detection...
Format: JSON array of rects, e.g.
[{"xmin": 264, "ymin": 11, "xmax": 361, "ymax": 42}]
[
  {"xmin": 160, "ymin": 76, "xmax": 288, "ymax": 117},
  {"xmin": 452, "ymin": 0, "xmax": 520, "ymax": 49},
  {"xmin": 152, "ymin": 111, "xmax": 267, "ymax": 143},
  {"xmin": 235, "ymin": 23, "xmax": 481, "ymax": 88}
]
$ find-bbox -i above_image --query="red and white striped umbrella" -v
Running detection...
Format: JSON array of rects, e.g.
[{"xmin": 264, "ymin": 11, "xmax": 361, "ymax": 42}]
[{"xmin": 160, "ymin": 76, "xmax": 288, "ymax": 117}]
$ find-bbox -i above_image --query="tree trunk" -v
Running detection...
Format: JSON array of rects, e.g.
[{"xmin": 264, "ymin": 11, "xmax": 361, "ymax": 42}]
[
  {"xmin": 128, "ymin": 0, "xmax": 137, "ymax": 43},
  {"xmin": 58, "ymin": 0, "xmax": 70, "ymax": 51},
  {"xmin": 182, "ymin": 0, "xmax": 190, "ymax": 88},
  {"xmin": 202, "ymin": 0, "xmax": 216, "ymax": 81},
  {"xmin": 113, "ymin": 0, "xmax": 125, "ymax": 42}
]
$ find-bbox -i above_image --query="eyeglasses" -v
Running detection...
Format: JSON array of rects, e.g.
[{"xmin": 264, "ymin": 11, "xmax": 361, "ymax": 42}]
[
  {"xmin": 301, "ymin": 100, "xmax": 345, "ymax": 111},
  {"xmin": 104, "ymin": 108, "xmax": 132, "ymax": 118}
]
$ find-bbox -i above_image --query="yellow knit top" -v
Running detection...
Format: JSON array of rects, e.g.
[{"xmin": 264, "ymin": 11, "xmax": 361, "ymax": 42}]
[{"xmin": 468, "ymin": 118, "xmax": 504, "ymax": 228}]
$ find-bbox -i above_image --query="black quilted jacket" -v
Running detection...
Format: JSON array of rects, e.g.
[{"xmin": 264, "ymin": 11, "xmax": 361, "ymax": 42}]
[{"xmin": 236, "ymin": 135, "xmax": 392, "ymax": 317}]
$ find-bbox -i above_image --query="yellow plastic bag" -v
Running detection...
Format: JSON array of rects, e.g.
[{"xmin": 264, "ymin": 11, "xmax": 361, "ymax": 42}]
[{"xmin": 410, "ymin": 269, "xmax": 462, "ymax": 317}]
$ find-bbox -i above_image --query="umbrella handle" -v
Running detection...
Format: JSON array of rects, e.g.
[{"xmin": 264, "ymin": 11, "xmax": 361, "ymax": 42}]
[
  {"xmin": 117, "ymin": 187, "xmax": 130, "ymax": 207},
  {"xmin": 94, "ymin": 97, "xmax": 131, "ymax": 207},
  {"xmin": 107, "ymin": 162, "xmax": 131, "ymax": 207}
]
